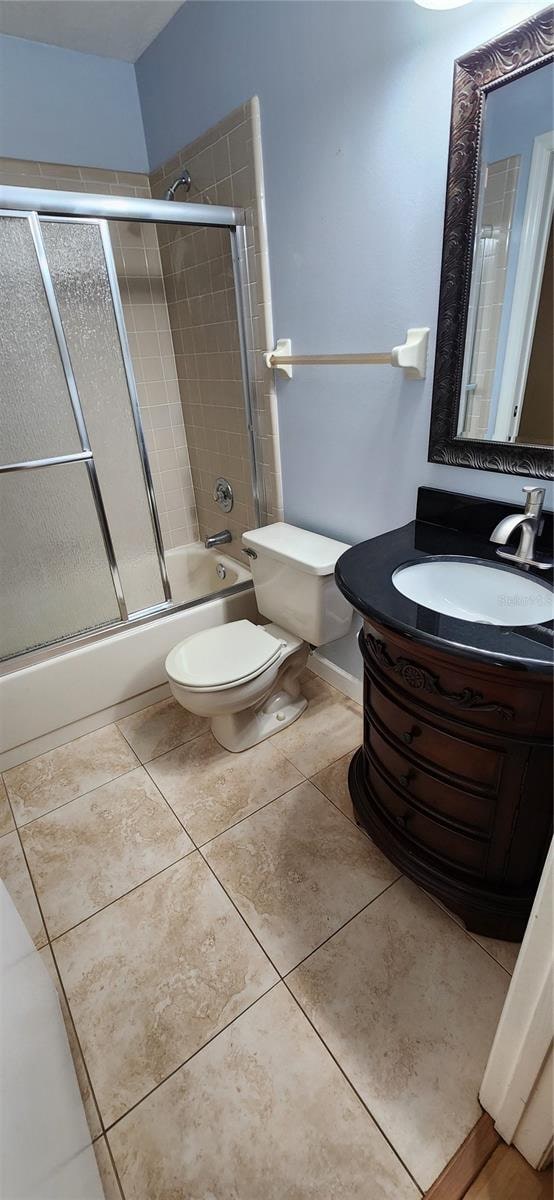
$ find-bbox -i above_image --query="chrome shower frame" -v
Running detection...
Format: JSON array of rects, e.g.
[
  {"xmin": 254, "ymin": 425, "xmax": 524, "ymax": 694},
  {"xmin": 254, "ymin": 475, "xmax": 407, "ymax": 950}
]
[{"xmin": 0, "ymin": 184, "xmax": 261, "ymax": 669}]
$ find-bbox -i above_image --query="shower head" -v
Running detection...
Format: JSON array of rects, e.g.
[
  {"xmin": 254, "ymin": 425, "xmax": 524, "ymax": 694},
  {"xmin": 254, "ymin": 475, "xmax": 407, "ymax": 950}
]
[{"xmin": 163, "ymin": 170, "xmax": 192, "ymax": 201}]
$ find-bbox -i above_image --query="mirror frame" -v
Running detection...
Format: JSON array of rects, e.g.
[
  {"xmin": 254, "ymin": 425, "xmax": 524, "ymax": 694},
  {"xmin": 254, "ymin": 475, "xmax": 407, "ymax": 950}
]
[{"xmin": 428, "ymin": 8, "xmax": 554, "ymax": 479}]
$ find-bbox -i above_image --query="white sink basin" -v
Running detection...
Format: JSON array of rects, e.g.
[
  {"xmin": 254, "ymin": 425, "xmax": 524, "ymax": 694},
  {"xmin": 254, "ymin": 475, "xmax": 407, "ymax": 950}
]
[{"xmin": 392, "ymin": 558, "xmax": 554, "ymax": 626}]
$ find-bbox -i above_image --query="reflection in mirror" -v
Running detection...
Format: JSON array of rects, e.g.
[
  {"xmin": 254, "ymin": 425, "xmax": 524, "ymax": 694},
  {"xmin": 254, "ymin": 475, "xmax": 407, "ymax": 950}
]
[{"xmin": 458, "ymin": 62, "xmax": 553, "ymax": 449}]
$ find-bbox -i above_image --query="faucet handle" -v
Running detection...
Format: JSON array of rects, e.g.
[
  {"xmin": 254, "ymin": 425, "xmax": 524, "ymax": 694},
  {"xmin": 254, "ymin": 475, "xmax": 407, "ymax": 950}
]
[{"xmin": 522, "ymin": 487, "xmax": 545, "ymax": 517}]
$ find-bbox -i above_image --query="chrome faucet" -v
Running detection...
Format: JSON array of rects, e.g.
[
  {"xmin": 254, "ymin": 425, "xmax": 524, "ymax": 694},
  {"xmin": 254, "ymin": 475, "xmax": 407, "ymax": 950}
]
[
  {"xmin": 204, "ymin": 530, "xmax": 232, "ymax": 549},
  {"xmin": 490, "ymin": 487, "xmax": 552, "ymax": 570}
]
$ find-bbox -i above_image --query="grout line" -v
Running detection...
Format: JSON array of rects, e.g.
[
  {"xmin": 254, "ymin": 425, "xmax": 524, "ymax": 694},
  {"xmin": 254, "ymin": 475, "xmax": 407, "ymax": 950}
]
[
  {"xmin": 97, "ymin": 1134, "xmax": 126, "ymax": 1200},
  {"xmin": 282, "ymin": 876, "xmax": 402, "ymax": 979},
  {"xmin": 197, "ymin": 849, "xmax": 282, "ymax": 976},
  {"xmin": 282, "ymin": 981, "xmax": 424, "ymax": 1196},
  {"xmin": 423, "ymin": 889, "xmax": 517, "ymax": 978},
  {"xmin": 2, "ymin": 786, "xmax": 50, "ymax": 951},
  {"xmin": 275, "ymin": 736, "xmax": 362, "ymax": 780},
  {"xmin": 1, "ymin": 720, "xmax": 140, "ymax": 784},
  {"xmin": 38, "ymin": 943, "xmax": 106, "ymax": 1145},
  {"xmin": 48, "ymin": 846, "xmax": 197, "ymax": 945},
  {"xmin": 194, "ymin": 775, "xmax": 309, "ymax": 850},
  {"xmin": 118, "ymin": 723, "xmax": 208, "ymax": 766},
  {"xmin": 11, "ymin": 763, "xmax": 140, "ymax": 831},
  {"xmin": 103, "ymin": 978, "xmax": 282, "ymax": 1135}
]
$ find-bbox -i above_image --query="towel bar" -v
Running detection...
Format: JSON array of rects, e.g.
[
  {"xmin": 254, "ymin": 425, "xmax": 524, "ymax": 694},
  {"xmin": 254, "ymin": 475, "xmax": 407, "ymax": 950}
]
[{"xmin": 264, "ymin": 327, "xmax": 430, "ymax": 380}]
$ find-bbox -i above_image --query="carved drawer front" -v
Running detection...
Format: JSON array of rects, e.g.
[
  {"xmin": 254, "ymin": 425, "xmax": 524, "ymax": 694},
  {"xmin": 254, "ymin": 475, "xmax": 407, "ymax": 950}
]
[
  {"xmin": 367, "ymin": 680, "xmax": 502, "ymax": 791},
  {"xmin": 364, "ymin": 754, "xmax": 488, "ymax": 874},
  {"xmin": 362, "ymin": 627, "xmax": 545, "ymax": 735},
  {"xmin": 367, "ymin": 722, "xmax": 493, "ymax": 835}
]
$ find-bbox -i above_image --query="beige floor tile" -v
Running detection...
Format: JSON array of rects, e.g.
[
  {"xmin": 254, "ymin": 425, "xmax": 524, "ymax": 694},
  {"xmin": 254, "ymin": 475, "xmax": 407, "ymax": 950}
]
[
  {"xmin": 4, "ymin": 725, "xmax": 138, "ymax": 825},
  {"xmin": 426, "ymin": 892, "xmax": 521, "ymax": 975},
  {"xmin": 204, "ymin": 780, "xmax": 399, "ymax": 973},
  {"xmin": 0, "ymin": 776, "xmax": 15, "ymax": 837},
  {"xmin": 147, "ymin": 730, "xmax": 303, "ymax": 844},
  {"xmin": 40, "ymin": 946, "xmax": 102, "ymax": 1141},
  {"xmin": 271, "ymin": 672, "xmax": 362, "ymax": 776},
  {"xmin": 289, "ymin": 876, "xmax": 510, "ymax": 1191},
  {"xmin": 22, "ymin": 767, "xmax": 194, "ymax": 938},
  {"xmin": 117, "ymin": 696, "xmax": 207, "ymax": 763},
  {"xmin": 93, "ymin": 1137, "xmax": 123, "ymax": 1199},
  {"xmin": 0, "ymin": 831, "xmax": 46, "ymax": 948},
  {"xmin": 108, "ymin": 984, "xmax": 419, "ymax": 1200},
  {"xmin": 54, "ymin": 853, "xmax": 277, "ymax": 1125},
  {"xmin": 470, "ymin": 932, "xmax": 521, "ymax": 974},
  {"xmin": 311, "ymin": 751, "xmax": 357, "ymax": 822}
]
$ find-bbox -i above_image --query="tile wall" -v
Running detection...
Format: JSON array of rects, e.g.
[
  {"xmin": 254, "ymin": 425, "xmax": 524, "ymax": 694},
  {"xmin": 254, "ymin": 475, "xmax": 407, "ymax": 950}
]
[
  {"xmin": 149, "ymin": 97, "xmax": 283, "ymax": 558},
  {"xmin": 1, "ymin": 103, "xmax": 282, "ymax": 561},
  {"xmin": 0, "ymin": 156, "xmax": 198, "ymax": 550}
]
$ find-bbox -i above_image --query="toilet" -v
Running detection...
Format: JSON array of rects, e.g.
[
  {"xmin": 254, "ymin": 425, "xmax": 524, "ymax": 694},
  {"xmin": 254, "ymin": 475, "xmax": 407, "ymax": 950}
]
[{"xmin": 165, "ymin": 522, "xmax": 353, "ymax": 752}]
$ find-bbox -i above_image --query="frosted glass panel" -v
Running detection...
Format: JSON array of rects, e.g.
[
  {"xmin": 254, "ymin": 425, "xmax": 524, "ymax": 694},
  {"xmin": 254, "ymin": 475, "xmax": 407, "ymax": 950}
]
[
  {"xmin": 0, "ymin": 464, "xmax": 120, "ymax": 660},
  {"xmin": 0, "ymin": 216, "xmax": 82, "ymax": 465},
  {"xmin": 41, "ymin": 220, "xmax": 165, "ymax": 613}
]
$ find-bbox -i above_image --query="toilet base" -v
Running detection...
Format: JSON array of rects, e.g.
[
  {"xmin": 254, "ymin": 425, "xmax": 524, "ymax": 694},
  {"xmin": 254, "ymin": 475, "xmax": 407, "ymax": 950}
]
[
  {"xmin": 211, "ymin": 691, "xmax": 308, "ymax": 753},
  {"xmin": 210, "ymin": 640, "xmax": 309, "ymax": 752}
]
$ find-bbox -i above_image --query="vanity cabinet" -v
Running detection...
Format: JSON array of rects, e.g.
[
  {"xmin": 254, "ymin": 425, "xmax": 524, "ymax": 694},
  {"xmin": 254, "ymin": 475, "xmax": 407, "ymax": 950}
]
[{"xmin": 349, "ymin": 616, "xmax": 553, "ymax": 940}]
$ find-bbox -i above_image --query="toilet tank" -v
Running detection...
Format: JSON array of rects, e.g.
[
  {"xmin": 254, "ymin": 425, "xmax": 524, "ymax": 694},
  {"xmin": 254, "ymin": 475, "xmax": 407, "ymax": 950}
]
[{"xmin": 242, "ymin": 522, "xmax": 353, "ymax": 646}]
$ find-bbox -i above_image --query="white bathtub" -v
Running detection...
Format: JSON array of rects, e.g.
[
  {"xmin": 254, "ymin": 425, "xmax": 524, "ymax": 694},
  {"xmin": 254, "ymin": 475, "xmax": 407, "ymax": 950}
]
[{"xmin": 0, "ymin": 544, "xmax": 256, "ymax": 771}]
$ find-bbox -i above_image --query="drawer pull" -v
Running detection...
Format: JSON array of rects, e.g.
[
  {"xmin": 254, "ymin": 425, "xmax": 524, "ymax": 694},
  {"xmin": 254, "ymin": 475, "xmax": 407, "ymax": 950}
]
[
  {"xmin": 399, "ymin": 771, "xmax": 415, "ymax": 788},
  {"xmin": 401, "ymin": 726, "xmax": 420, "ymax": 745},
  {"xmin": 397, "ymin": 809, "xmax": 412, "ymax": 829}
]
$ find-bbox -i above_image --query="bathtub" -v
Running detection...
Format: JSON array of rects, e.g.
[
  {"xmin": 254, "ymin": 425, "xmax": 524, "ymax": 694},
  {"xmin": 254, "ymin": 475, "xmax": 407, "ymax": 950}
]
[{"xmin": 0, "ymin": 544, "xmax": 257, "ymax": 771}]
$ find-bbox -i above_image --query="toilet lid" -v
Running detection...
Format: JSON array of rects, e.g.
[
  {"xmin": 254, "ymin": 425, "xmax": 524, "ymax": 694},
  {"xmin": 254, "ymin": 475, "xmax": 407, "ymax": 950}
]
[{"xmin": 166, "ymin": 620, "xmax": 284, "ymax": 689}]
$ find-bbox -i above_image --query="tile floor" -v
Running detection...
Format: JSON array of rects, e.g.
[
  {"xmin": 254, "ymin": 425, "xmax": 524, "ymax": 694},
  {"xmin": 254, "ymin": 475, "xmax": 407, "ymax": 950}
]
[{"xmin": 1, "ymin": 670, "xmax": 519, "ymax": 1198}]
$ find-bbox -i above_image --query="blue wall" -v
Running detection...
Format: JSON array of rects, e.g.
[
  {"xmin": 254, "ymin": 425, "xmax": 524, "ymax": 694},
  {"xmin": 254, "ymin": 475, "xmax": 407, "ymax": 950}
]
[
  {"xmin": 137, "ymin": 1, "xmax": 551, "ymax": 675},
  {"xmin": 0, "ymin": 33, "xmax": 148, "ymax": 171}
]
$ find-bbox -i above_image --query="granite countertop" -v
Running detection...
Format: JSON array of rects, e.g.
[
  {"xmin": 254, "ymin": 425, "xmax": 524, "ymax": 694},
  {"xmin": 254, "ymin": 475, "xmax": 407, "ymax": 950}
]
[{"xmin": 336, "ymin": 498, "xmax": 554, "ymax": 673}]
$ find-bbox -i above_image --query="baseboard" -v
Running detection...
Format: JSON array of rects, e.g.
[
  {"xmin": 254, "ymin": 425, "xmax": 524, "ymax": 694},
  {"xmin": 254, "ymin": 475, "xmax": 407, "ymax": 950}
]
[
  {"xmin": 307, "ymin": 652, "xmax": 363, "ymax": 704},
  {"xmin": 0, "ymin": 683, "xmax": 171, "ymax": 772},
  {"xmin": 424, "ymin": 1112, "xmax": 500, "ymax": 1199}
]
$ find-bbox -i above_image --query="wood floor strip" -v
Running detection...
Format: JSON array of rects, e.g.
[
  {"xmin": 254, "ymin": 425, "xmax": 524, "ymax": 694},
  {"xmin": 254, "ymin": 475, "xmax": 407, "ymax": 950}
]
[
  {"xmin": 424, "ymin": 1113, "xmax": 500, "ymax": 1200},
  {"xmin": 464, "ymin": 1144, "xmax": 553, "ymax": 1200}
]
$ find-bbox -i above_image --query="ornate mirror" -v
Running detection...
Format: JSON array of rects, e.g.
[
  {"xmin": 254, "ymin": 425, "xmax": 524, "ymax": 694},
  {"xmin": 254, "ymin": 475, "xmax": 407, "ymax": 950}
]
[{"xmin": 429, "ymin": 8, "xmax": 554, "ymax": 478}]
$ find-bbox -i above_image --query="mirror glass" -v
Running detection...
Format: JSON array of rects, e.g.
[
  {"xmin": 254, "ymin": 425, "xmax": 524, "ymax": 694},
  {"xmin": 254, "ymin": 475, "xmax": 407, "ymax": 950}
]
[{"xmin": 457, "ymin": 61, "xmax": 553, "ymax": 448}]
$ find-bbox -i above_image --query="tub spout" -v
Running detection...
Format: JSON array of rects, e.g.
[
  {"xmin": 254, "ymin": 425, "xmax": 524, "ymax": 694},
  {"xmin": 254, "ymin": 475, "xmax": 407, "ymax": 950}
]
[{"xmin": 205, "ymin": 530, "xmax": 232, "ymax": 549}]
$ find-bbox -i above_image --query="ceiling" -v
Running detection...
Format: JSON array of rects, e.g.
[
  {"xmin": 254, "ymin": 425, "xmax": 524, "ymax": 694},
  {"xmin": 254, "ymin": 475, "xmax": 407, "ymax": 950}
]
[{"xmin": 0, "ymin": 1, "xmax": 184, "ymax": 62}]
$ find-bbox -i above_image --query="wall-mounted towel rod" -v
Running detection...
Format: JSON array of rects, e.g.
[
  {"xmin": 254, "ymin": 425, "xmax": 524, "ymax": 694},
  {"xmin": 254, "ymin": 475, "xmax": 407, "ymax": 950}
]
[{"xmin": 264, "ymin": 327, "xmax": 430, "ymax": 380}]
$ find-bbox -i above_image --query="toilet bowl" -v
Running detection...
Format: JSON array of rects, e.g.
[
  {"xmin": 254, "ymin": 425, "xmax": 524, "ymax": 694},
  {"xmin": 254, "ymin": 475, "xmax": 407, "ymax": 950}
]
[
  {"xmin": 167, "ymin": 620, "xmax": 309, "ymax": 752},
  {"xmin": 165, "ymin": 522, "xmax": 353, "ymax": 753}
]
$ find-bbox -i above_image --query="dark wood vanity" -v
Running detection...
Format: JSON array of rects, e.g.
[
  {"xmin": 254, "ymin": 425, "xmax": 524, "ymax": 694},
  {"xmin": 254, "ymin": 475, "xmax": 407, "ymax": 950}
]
[
  {"xmin": 337, "ymin": 489, "xmax": 553, "ymax": 942},
  {"xmin": 350, "ymin": 615, "xmax": 552, "ymax": 941}
]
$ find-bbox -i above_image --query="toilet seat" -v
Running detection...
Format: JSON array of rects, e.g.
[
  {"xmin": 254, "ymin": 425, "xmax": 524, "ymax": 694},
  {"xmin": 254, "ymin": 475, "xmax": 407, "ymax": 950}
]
[{"xmin": 165, "ymin": 620, "xmax": 284, "ymax": 692}]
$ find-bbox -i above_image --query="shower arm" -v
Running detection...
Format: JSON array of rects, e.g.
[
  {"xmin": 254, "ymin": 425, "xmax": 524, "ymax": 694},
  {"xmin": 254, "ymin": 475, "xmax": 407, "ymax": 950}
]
[{"xmin": 264, "ymin": 327, "xmax": 430, "ymax": 380}]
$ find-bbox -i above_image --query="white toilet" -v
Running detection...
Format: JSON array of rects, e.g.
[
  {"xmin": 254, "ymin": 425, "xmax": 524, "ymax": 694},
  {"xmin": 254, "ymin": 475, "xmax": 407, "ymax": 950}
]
[{"xmin": 165, "ymin": 522, "xmax": 353, "ymax": 753}]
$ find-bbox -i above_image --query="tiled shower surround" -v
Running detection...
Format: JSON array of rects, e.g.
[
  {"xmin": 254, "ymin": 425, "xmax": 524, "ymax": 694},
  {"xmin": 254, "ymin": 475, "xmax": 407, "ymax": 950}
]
[
  {"xmin": 150, "ymin": 97, "xmax": 283, "ymax": 549},
  {"xmin": 0, "ymin": 102, "xmax": 281, "ymax": 557}
]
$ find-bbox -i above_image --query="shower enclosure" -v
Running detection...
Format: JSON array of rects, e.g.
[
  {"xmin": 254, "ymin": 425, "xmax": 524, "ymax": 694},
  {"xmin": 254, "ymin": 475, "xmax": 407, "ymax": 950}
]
[{"xmin": 0, "ymin": 186, "xmax": 260, "ymax": 668}]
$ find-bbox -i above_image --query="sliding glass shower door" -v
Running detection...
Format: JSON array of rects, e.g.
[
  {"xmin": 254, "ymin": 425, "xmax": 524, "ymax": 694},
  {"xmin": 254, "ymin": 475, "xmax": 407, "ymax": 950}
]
[{"xmin": 0, "ymin": 211, "xmax": 169, "ymax": 662}]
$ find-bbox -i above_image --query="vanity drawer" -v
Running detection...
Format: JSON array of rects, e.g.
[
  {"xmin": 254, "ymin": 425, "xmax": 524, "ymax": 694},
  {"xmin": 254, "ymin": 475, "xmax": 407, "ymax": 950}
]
[
  {"xmin": 367, "ymin": 681, "xmax": 502, "ymax": 791},
  {"xmin": 367, "ymin": 722, "xmax": 493, "ymax": 834},
  {"xmin": 364, "ymin": 752, "xmax": 488, "ymax": 875},
  {"xmin": 361, "ymin": 623, "xmax": 551, "ymax": 736}
]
